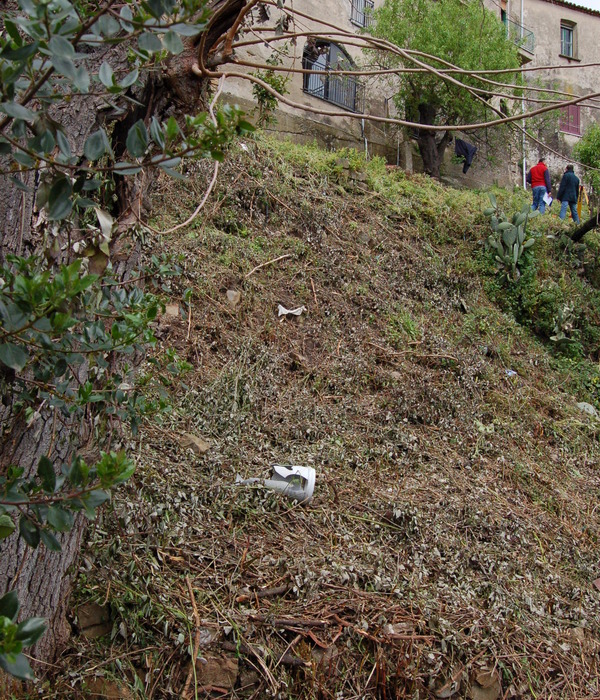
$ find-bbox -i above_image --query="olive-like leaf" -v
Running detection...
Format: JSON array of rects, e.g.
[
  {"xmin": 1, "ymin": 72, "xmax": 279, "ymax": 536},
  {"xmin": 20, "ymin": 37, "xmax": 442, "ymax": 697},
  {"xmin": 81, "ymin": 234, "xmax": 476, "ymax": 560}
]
[
  {"xmin": 19, "ymin": 516, "xmax": 40, "ymax": 549},
  {"xmin": 126, "ymin": 120, "xmax": 148, "ymax": 158},
  {"xmin": 48, "ymin": 35, "xmax": 74, "ymax": 58},
  {"xmin": 138, "ymin": 32, "xmax": 162, "ymax": 53},
  {"xmin": 47, "ymin": 177, "xmax": 73, "ymax": 221},
  {"xmin": 40, "ymin": 530, "xmax": 62, "ymax": 551},
  {"xmin": 0, "ymin": 343, "xmax": 29, "ymax": 371},
  {"xmin": 0, "ymin": 102, "xmax": 35, "ymax": 121},
  {"xmin": 163, "ymin": 31, "xmax": 184, "ymax": 55},
  {"xmin": 84, "ymin": 130, "xmax": 107, "ymax": 161},
  {"xmin": 0, "ymin": 652, "xmax": 34, "ymax": 681},
  {"xmin": 47, "ymin": 505, "xmax": 73, "ymax": 532},
  {"xmin": 15, "ymin": 617, "xmax": 47, "ymax": 645},
  {"xmin": 98, "ymin": 61, "xmax": 114, "ymax": 87},
  {"xmin": 0, "ymin": 514, "xmax": 16, "ymax": 539},
  {"xmin": 0, "ymin": 590, "xmax": 19, "ymax": 620},
  {"xmin": 37, "ymin": 455, "xmax": 56, "ymax": 494}
]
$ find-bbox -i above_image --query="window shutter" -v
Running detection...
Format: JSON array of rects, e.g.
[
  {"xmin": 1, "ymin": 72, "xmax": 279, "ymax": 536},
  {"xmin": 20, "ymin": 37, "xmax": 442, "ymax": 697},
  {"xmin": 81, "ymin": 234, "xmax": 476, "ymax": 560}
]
[
  {"xmin": 572, "ymin": 105, "xmax": 580, "ymax": 135},
  {"xmin": 560, "ymin": 105, "xmax": 581, "ymax": 136}
]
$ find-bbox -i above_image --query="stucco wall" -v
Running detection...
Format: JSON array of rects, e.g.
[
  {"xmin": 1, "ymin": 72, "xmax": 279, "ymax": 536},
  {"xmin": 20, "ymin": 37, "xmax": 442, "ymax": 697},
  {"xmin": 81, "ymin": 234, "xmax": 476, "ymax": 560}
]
[
  {"xmin": 219, "ymin": 1, "xmax": 547, "ymax": 187},
  {"xmin": 484, "ymin": 0, "xmax": 600, "ymax": 174},
  {"xmin": 523, "ymin": 0, "xmax": 600, "ymax": 129},
  {"xmin": 220, "ymin": 0, "xmax": 402, "ymax": 162}
]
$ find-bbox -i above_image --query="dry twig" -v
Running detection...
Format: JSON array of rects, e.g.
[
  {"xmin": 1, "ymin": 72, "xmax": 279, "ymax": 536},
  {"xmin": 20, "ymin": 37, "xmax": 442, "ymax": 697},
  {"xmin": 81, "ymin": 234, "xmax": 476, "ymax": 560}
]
[{"xmin": 181, "ymin": 576, "xmax": 202, "ymax": 700}]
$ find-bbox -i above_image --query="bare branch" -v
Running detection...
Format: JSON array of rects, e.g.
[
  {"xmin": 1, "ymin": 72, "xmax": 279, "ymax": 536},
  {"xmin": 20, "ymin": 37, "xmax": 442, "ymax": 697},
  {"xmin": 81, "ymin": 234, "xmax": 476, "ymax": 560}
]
[{"xmin": 144, "ymin": 77, "xmax": 226, "ymax": 236}]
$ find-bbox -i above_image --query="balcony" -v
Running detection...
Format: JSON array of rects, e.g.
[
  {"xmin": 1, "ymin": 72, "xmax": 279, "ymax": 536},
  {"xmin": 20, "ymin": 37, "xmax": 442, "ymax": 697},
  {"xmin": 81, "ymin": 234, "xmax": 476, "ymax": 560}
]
[
  {"xmin": 304, "ymin": 73, "xmax": 365, "ymax": 113},
  {"xmin": 303, "ymin": 42, "xmax": 365, "ymax": 112},
  {"xmin": 351, "ymin": 0, "xmax": 374, "ymax": 29},
  {"xmin": 504, "ymin": 17, "xmax": 535, "ymax": 55}
]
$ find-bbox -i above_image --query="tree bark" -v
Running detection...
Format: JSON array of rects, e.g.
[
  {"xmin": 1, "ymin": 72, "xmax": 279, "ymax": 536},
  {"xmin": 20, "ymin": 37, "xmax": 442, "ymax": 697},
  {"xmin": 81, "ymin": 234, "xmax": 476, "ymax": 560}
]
[
  {"xmin": 415, "ymin": 103, "xmax": 451, "ymax": 180},
  {"xmin": 0, "ymin": 417, "xmax": 86, "ymax": 665},
  {"xmin": 571, "ymin": 211, "xmax": 600, "ymax": 243},
  {"xmin": 0, "ymin": 0, "xmax": 244, "ymax": 674}
]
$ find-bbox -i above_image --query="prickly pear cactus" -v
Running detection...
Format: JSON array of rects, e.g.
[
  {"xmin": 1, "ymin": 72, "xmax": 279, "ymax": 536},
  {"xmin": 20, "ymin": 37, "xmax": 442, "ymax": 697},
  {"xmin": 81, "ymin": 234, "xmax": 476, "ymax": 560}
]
[
  {"xmin": 484, "ymin": 195, "xmax": 537, "ymax": 282},
  {"xmin": 551, "ymin": 304, "xmax": 577, "ymax": 347}
]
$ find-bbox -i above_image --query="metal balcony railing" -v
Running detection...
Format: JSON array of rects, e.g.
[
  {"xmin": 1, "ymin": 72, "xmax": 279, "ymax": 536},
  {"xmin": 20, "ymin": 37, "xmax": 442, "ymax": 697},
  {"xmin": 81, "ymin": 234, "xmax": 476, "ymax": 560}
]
[
  {"xmin": 304, "ymin": 73, "xmax": 365, "ymax": 113},
  {"xmin": 504, "ymin": 17, "xmax": 535, "ymax": 54},
  {"xmin": 304, "ymin": 75, "xmax": 365, "ymax": 112},
  {"xmin": 350, "ymin": 0, "xmax": 374, "ymax": 28}
]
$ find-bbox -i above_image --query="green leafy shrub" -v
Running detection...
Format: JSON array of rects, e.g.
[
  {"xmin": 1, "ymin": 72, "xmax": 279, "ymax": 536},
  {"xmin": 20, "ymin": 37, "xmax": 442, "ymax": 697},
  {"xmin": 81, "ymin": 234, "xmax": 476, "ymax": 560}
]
[
  {"xmin": 573, "ymin": 123, "xmax": 600, "ymax": 194},
  {"xmin": 518, "ymin": 275, "xmax": 564, "ymax": 338},
  {"xmin": 0, "ymin": 0, "xmax": 254, "ymax": 676},
  {"xmin": 0, "ymin": 592, "xmax": 46, "ymax": 680},
  {"xmin": 252, "ymin": 50, "xmax": 291, "ymax": 127}
]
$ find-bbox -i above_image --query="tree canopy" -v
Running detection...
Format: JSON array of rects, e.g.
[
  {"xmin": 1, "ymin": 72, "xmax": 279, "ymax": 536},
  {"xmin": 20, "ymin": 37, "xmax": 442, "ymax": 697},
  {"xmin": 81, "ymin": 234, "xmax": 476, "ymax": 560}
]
[
  {"xmin": 369, "ymin": 0, "xmax": 521, "ymax": 177},
  {"xmin": 574, "ymin": 123, "xmax": 600, "ymax": 193}
]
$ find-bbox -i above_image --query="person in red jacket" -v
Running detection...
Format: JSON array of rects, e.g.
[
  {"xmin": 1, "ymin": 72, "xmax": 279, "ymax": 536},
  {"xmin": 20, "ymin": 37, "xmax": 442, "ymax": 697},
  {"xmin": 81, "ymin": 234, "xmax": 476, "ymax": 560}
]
[{"xmin": 526, "ymin": 157, "xmax": 552, "ymax": 214}]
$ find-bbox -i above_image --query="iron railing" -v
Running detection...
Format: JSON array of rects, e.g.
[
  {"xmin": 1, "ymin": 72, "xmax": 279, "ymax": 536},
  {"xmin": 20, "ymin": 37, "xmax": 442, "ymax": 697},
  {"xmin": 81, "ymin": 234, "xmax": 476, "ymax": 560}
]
[
  {"xmin": 304, "ymin": 73, "xmax": 365, "ymax": 113},
  {"xmin": 350, "ymin": 0, "xmax": 374, "ymax": 28},
  {"xmin": 504, "ymin": 17, "xmax": 535, "ymax": 54}
]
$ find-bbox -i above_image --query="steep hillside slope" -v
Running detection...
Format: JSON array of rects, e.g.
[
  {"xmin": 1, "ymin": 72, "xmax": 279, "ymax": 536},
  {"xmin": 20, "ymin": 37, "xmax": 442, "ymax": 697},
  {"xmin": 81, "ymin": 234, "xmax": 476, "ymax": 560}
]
[{"xmin": 48, "ymin": 139, "xmax": 600, "ymax": 699}]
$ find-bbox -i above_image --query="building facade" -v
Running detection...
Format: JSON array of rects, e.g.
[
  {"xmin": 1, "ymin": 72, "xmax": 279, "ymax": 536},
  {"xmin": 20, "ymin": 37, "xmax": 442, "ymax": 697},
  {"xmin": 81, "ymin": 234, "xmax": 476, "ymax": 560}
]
[
  {"xmin": 221, "ymin": 0, "xmax": 403, "ymax": 164},
  {"xmin": 222, "ymin": 0, "xmax": 600, "ymax": 187},
  {"xmin": 486, "ymin": 0, "xmax": 600, "ymax": 181}
]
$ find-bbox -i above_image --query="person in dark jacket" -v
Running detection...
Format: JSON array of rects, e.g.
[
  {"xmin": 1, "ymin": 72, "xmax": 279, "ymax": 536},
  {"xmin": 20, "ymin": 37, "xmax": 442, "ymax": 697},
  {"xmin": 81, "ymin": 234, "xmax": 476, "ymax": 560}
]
[
  {"xmin": 557, "ymin": 164, "xmax": 580, "ymax": 224},
  {"xmin": 526, "ymin": 157, "xmax": 551, "ymax": 214}
]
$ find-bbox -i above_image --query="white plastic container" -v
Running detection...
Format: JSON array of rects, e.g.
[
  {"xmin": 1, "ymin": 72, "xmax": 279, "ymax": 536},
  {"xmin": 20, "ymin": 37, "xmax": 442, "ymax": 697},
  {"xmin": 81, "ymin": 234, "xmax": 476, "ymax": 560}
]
[
  {"xmin": 237, "ymin": 465, "xmax": 316, "ymax": 504},
  {"xmin": 264, "ymin": 465, "xmax": 316, "ymax": 504}
]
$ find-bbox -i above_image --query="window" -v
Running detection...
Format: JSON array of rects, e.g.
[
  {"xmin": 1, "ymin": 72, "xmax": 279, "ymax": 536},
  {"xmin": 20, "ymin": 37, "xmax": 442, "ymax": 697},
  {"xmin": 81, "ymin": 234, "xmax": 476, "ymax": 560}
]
[
  {"xmin": 302, "ymin": 41, "xmax": 364, "ymax": 112},
  {"xmin": 560, "ymin": 20, "xmax": 576, "ymax": 58},
  {"xmin": 560, "ymin": 104, "xmax": 581, "ymax": 135},
  {"xmin": 350, "ymin": 0, "xmax": 374, "ymax": 28}
]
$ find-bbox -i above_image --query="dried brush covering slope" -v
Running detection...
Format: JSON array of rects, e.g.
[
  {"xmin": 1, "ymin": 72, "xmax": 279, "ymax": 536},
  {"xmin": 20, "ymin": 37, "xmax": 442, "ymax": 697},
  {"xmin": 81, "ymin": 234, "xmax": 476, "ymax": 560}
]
[{"xmin": 44, "ymin": 138, "xmax": 600, "ymax": 700}]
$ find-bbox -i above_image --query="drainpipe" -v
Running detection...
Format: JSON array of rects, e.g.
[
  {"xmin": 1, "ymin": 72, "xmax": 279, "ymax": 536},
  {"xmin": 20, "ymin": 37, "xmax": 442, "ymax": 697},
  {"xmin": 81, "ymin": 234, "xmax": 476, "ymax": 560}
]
[
  {"xmin": 361, "ymin": 118, "xmax": 368, "ymax": 159},
  {"xmin": 521, "ymin": 0, "xmax": 526, "ymax": 189},
  {"xmin": 384, "ymin": 96, "xmax": 399, "ymax": 165},
  {"xmin": 522, "ymin": 113, "xmax": 527, "ymax": 190},
  {"xmin": 520, "ymin": 0, "xmax": 524, "ymax": 40}
]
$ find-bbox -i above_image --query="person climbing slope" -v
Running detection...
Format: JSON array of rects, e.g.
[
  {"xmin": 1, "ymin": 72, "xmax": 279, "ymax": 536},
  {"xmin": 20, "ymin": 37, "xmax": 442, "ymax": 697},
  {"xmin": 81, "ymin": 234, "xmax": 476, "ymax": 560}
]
[
  {"xmin": 526, "ymin": 157, "xmax": 551, "ymax": 214},
  {"xmin": 557, "ymin": 164, "xmax": 580, "ymax": 225}
]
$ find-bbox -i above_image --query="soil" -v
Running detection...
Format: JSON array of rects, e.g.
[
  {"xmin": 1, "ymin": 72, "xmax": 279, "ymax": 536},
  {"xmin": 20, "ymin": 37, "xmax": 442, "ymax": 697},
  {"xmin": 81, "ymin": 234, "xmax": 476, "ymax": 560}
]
[{"xmin": 44, "ymin": 139, "xmax": 600, "ymax": 699}]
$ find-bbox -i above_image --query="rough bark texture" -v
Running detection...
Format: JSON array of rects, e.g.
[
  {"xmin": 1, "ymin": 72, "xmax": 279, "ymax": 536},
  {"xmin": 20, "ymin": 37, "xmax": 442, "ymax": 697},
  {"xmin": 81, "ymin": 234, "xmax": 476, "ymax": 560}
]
[
  {"xmin": 0, "ymin": 0, "xmax": 242, "ymax": 672},
  {"xmin": 415, "ymin": 103, "xmax": 452, "ymax": 180},
  {"xmin": 199, "ymin": 0, "xmax": 245, "ymax": 67},
  {"xmin": 0, "ymin": 41, "xmax": 141, "ymax": 666},
  {"xmin": 0, "ymin": 419, "xmax": 85, "ymax": 665}
]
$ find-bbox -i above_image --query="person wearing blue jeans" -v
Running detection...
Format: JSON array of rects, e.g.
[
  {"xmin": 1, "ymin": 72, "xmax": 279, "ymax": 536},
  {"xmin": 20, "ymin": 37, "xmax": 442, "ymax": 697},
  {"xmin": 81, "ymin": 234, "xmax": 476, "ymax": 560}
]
[
  {"xmin": 557, "ymin": 164, "xmax": 580, "ymax": 224},
  {"xmin": 526, "ymin": 157, "xmax": 551, "ymax": 214},
  {"xmin": 532, "ymin": 186, "xmax": 548, "ymax": 214}
]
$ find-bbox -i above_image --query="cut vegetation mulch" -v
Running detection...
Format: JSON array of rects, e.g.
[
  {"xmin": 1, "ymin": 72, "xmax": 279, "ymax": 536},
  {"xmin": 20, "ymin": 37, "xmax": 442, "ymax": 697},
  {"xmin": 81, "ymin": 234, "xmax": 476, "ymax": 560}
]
[{"xmin": 44, "ymin": 138, "xmax": 600, "ymax": 700}]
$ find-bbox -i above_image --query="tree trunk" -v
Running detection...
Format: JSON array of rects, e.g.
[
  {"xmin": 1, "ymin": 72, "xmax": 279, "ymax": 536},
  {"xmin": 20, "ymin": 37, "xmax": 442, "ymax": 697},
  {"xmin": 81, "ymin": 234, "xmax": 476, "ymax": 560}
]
[
  {"xmin": 0, "ymin": 418, "xmax": 86, "ymax": 665},
  {"xmin": 415, "ymin": 104, "xmax": 451, "ymax": 180},
  {"xmin": 417, "ymin": 129, "xmax": 442, "ymax": 179},
  {"xmin": 0, "ymin": 0, "xmax": 243, "ymax": 674},
  {"xmin": 571, "ymin": 211, "xmax": 600, "ymax": 243}
]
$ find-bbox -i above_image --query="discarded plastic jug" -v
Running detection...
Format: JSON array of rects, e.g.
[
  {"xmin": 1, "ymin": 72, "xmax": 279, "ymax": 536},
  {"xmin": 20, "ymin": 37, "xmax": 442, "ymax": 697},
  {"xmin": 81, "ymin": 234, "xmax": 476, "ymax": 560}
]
[{"xmin": 236, "ymin": 465, "xmax": 316, "ymax": 504}]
